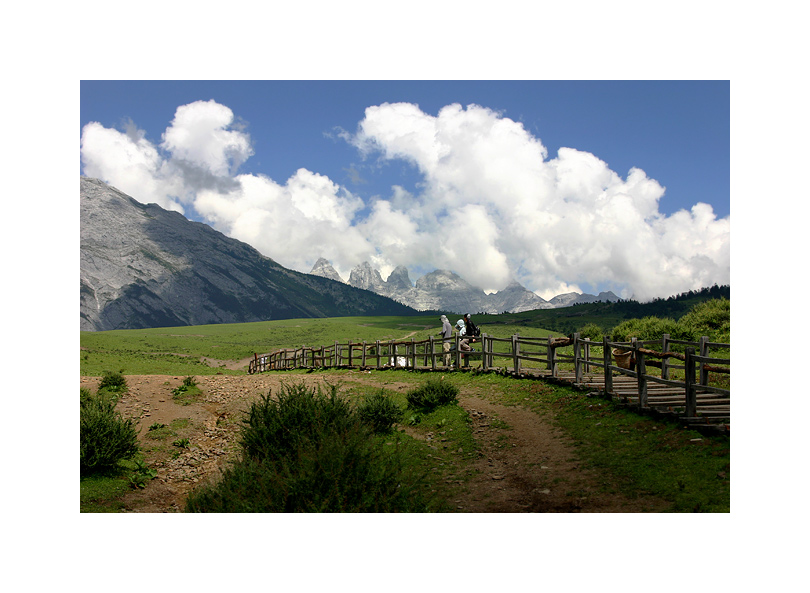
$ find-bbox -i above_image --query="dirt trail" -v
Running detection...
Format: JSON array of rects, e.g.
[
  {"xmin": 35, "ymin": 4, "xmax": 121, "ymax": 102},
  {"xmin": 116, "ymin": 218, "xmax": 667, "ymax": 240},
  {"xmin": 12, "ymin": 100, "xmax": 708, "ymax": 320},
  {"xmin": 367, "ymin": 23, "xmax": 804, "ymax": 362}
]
[{"xmin": 81, "ymin": 371, "xmax": 667, "ymax": 513}]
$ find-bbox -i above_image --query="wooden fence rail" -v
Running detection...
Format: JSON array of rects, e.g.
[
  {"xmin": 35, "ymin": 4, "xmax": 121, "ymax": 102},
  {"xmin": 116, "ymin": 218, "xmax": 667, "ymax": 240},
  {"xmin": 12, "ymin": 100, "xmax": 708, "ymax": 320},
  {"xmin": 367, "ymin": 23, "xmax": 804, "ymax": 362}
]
[{"xmin": 248, "ymin": 332, "xmax": 729, "ymax": 432}]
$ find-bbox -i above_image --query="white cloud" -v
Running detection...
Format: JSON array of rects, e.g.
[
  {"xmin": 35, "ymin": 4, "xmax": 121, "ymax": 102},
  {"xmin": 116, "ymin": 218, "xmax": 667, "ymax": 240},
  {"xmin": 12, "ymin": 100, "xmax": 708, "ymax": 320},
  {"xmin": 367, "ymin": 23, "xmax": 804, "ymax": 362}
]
[
  {"xmin": 161, "ymin": 100, "xmax": 253, "ymax": 177},
  {"xmin": 348, "ymin": 102, "xmax": 730, "ymax": 300},
  {"xmin": 80, "ymin": 121, "xmax": 185, "ymax": 213},
  {"xmin": 81, "ymin": 99, "xmax": 730, "ymax": 302}
]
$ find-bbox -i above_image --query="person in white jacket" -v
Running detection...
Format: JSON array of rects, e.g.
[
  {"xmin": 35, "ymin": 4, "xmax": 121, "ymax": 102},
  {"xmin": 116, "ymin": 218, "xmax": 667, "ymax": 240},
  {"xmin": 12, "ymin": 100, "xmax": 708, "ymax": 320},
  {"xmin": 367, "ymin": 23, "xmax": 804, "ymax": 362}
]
[
  {"xmin": 439, "ymin": 315, "xmax": 453, "ymax": 366},
  {"xmin": 456, "ymin": 318, "xmax": 472, "ymax": 364}
]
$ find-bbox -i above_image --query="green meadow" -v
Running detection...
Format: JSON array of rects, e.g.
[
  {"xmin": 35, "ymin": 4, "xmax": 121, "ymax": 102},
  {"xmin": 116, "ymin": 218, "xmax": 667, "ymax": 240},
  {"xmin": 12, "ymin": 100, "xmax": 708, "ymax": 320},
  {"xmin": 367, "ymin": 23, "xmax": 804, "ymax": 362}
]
[
  {"xmin": 79, "ymin": 307, "xmax": 730, "ymax": 513},
  {"xmin": 80, "ymin": 314, "xmax": 564, "ymax": 376}
]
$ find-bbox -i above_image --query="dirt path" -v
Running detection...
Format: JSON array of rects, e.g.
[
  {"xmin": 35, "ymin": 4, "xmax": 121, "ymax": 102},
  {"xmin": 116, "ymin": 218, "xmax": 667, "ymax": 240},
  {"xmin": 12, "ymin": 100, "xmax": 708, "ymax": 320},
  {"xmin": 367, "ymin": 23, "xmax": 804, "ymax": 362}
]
[{"xmin": 81, "ymin": 371, "xmax": 667, "ymax": 513}]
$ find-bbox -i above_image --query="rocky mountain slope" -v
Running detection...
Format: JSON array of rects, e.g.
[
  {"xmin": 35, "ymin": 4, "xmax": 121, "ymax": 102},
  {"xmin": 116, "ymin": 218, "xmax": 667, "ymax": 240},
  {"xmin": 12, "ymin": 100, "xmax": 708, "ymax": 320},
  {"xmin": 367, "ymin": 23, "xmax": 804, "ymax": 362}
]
[
  {"xmin": 80, "ymin": 178, "xmax": 416, "ymax": 331},
  {"xmin": 310, "ymin": 259, "xmax": 619, "ymax": 314}
]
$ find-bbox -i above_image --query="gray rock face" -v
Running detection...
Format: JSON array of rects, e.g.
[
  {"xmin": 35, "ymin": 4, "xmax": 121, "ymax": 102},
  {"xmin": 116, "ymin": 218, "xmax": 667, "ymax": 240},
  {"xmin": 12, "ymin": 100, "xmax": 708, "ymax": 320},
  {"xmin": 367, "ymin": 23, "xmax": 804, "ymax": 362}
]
[
  {"xmin": 333, "ymin": 259, "xmax": 619, "ymax": 314},
  {"xmin": 309, "ymin": 258, "xmax": 345, "ymax": 283},
  {"xmin": 80, "ymin": 177, "xmax": 416, "ymax": 331},
  {"xmin": 385, "ymin": 265, "xmax": 413, "ymax": 293},
  {"xmin": 348, "ymin": 262, "xmax": 386, "ymax": 293}
]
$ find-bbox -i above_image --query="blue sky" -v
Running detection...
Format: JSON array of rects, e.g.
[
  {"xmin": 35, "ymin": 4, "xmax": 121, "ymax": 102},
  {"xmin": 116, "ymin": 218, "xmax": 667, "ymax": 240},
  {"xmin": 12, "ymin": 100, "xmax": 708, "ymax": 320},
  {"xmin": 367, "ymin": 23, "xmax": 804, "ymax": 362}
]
[{"xmin": 80, "ymin": 80, "xmax": 730, "ymax": 301}]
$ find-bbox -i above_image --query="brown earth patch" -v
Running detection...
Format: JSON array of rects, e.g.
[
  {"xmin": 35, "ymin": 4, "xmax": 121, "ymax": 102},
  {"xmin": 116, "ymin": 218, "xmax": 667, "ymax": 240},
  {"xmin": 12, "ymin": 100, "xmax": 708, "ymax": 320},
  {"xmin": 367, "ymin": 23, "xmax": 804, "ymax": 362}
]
[{"xmin": 80, "ymin": 371, "xmax": 668, "ymax": 513}]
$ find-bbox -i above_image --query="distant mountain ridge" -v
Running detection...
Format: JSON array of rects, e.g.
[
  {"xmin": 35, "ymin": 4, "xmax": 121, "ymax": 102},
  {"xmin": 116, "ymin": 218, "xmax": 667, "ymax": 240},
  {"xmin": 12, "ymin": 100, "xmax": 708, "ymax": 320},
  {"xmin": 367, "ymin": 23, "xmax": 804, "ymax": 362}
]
[
  {"xmin": 309, "ymin": 258, "xmax": 620, "ymax": 314},
  {"xmin": 80, "ymin": 178, "xmax": 417, "ymax": 331}
]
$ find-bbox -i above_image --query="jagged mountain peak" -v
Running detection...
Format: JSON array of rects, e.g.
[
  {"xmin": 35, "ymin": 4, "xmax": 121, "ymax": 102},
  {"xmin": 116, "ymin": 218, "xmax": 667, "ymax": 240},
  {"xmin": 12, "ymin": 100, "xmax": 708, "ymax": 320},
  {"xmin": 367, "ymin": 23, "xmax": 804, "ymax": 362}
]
[
  {"xmin": 348, "ymin": 261, "xmax": 386, "ymax": 292},
  {"xmin": 309, "ymin": 258, "xmax": 345, "ymax": 283},
  {"xmin": 385, "ymin": 265, "xmax": 413, "ymax": 290}
]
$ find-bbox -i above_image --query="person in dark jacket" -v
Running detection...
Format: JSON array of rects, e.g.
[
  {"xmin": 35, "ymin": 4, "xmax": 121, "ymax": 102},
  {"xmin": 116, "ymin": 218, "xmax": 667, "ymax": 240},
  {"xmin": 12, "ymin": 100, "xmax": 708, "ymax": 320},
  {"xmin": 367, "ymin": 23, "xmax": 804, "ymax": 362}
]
[{"xmin": 464, "ymin": 313, "xmax": 480, "ymax": 338}]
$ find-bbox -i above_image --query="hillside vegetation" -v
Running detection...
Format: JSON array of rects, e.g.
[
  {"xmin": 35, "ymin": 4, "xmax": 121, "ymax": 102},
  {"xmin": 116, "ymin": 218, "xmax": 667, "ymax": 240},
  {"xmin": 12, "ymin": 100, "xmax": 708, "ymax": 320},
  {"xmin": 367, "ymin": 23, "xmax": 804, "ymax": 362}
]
[
  {"xmin": 477, "ymin": 284, "xmax": 729, "ymax": 337},
  {"xmin": 81, "ymin": 288, "xmax": 729, "ymax": 377}
]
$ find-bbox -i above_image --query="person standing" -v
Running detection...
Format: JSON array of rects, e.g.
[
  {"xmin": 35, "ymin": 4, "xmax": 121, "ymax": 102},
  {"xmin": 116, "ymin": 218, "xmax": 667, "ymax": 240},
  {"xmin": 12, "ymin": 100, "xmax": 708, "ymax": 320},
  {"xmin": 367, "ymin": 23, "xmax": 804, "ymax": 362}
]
[
  {"xmin": 456, "ymin": 318, "xmax": 472, "ymax": 365},
  {"xmin": 464, "ymin": 313, "xmax": 479, "ymax": 339},
  {"xmin": 439, "ymin": 315, "xmax": 453, "ymax": 366}
]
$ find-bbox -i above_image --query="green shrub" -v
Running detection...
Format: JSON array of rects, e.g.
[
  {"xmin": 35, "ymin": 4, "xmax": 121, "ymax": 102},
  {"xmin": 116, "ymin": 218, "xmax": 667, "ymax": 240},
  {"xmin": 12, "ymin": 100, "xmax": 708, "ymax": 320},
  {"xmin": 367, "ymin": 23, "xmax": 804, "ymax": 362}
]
[
  {"xmin": 98, "ymin": 370, "xmax": 127, "ymax": 394},
  {"xmin": 610, "ymin": 316, "xmax": 690, "ymax": 343},
  {"xmin": 357, "ymin": 390, "xmax": 404, "ymax": 434},
  {"xmin": 405, "ymin": 378, "xmax": 459, "ymax": 413},
  {"xmin": 240, "ymin": 382, "xmax": 356, "ymax": 462},
  {"xmin": 679, "ymin": 298, "xmax": 730, "ymax": 343},
  {"xmin": 185, "ymin": 381, "xmax": 432, "ymax": 512},
  {"xmin": 80, "ymin": 391, "xmax": 139, "ymax": 475},
  {"xmin": 186, "ymin": 424, "xmax": 429, "ymax": 512},
  {"xmin": 577, "ymin": 322, "xmax": 604, "ymax": 341}
]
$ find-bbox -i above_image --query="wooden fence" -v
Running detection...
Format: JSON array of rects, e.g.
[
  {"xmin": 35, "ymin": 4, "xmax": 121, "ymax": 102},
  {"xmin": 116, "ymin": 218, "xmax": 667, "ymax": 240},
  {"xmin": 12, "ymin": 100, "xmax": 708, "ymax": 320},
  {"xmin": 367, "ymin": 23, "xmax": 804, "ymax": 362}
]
[{"xmin": 248, "ymin": 332, "xmax": 730, "ymax": 432}]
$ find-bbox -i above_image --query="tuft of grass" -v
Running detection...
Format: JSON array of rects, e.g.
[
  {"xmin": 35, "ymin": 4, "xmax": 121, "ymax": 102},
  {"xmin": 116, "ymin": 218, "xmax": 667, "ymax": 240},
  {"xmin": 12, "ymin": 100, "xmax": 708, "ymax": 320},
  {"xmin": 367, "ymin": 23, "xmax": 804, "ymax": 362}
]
[
  {"xmin": 405, "ymin": 378, "xmax": 459, "ymax": 413},
  {"xmin": 356, "ymin": 389, "xmax": 404, "ymax": 434},
  {"xmin": 171, "ymin": 376, "xmax": 203, "ymax": 406}
]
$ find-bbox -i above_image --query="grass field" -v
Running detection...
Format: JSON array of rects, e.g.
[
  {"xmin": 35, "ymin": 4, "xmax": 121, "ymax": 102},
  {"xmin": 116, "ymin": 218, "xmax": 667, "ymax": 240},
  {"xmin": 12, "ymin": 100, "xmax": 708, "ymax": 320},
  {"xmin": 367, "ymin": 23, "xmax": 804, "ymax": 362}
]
[
  {"xmin": 80, "ymin": 314, "xmax": 565, "ymax": 376},
  {"xmin": 79, "ymin": 311, "xmax": 730, "ymax": 513}
]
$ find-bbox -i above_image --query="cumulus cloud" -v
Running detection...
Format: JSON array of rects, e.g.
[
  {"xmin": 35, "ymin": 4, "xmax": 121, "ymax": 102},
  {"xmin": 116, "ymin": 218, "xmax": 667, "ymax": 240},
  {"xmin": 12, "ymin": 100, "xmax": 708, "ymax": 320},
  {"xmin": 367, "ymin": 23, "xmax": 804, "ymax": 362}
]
[
  {"xmin": 348, "ymin": 102, "xmax": 730, "ymax": 300},
  {"xmin": 80, "ymin": 99, "xmax": 730, "ymax": 302}
]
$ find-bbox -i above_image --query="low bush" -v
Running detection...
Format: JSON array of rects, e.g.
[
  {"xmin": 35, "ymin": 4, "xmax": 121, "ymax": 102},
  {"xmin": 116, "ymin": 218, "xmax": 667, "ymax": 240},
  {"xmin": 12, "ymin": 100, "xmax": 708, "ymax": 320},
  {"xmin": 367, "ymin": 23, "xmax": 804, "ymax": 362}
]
[
  {"xmin": 186, "ymin": 381, "xmax": 432, "ymax": 512},
  {"xmin": 98, "ymin": 370, "xmax": 127, "ymax": 394},
  {"xmin": 679, "ymin": 298, "xmax": 730, "ymax": 343},
  {"xmin": 357, "ymin": 390, "xmax": 404, "ymax": 434},
  {"xmin": 405, "ymin": 378, "xmax": 459, "ymax": 413},
  {"xmin": 577, "ymin": 322, "xmax": 604, "ymax": 341},
  {"xmin": 186, "ymin": 423, "xmax": 428, "ymax": 512},
  {"xmin": 240, "ymin": 382, "xmax": 356, "ymax": 462},
  {"xmin": 80, "ymin": 391, "xmax": 139, "ymax": 475},
  {"xmin": 610, "ymin": 316, "xmax": 691, "ymax": 343}
]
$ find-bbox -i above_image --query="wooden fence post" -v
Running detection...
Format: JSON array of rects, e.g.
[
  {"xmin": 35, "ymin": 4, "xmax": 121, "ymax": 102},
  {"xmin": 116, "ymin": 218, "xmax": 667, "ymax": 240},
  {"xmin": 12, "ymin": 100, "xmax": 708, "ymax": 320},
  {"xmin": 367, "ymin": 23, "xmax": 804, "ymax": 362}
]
[
  {"xmin": 375, "ymin": 340, "xmax": 381, "ymax": 369},
  {"xmin": 512, "ymin": 334, "xmax": 521, "ymax": 376},
  {"xmin": 574, "ymin": 332, "xmax": 582, "ymax": 384},
  {"xmin": 583, "ymin": 338, "xmax": 591, "ymax": 374},
  {"xmin": 661, "ymin": 334, "xmax": 670, "ymax": 380},
  {"xmin": 361, "ymin": 341, "xmax": 367, "ymax": 368},
  {"xmin": 548, "ymin": 337, "xmax": 557, "ymax": 377},
  {"xmin": 636, "ymin": 345, "xmax": 648, "ymax": 408},
  {"xmin": 429, "ymin": 336, "xmax": 436, "ymax": 370},
  {"xmin": 334, "ymin": 341, "xmax": 339, "ymax": 367},
  {"xmin": 685, "ymin": 347, "xmax": 697, "ymax": 418},
  {"xmin": 482, "ymin": 334, "xmax": 489, "ymax": 371},
  {"xmin": 699, "ymin": 336, "xmax": 709, "ymax": 386},
  {"xmin": 603, "ymin": 336, "xmax": 613, "ymax": 394}
]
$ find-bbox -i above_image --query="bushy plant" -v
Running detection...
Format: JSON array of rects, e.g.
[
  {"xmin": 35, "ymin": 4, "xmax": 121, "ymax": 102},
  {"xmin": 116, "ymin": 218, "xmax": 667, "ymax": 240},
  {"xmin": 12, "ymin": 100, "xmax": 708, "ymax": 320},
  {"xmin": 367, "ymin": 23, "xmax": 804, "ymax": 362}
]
[
  {"xmin": 405, "ymin": 378, "xmax": 459, "ymax": 413},
  {"xmin": 357, "ymin": 390, "xmax": 404, "ymax": 434},
  {"xmin": 186, "ymin": 381, "xmax": 432, "ymax": 512},
  {"xmin": 577, "ymin": 322, "xmax": 604, "ymax": 341},
  {"xmin": 98, "ymin": 370, "xmax": 127, "ymax": 394},
  {"xmin": 186, "ymin": 424, "xmax": 429, "ymax": 512},
  {"xmin": 240, "ymin": 382, "xmax": 356, "ymax": 462},
  {"xmin": 80, "ymin": 391, "xmax": 139, "ymax": 475},
  {"xmin": 610, "ymin": 316, "xmax": 691, "ymax": 343},
  {"xmin": 679, "ymin": 298, "xmax": 730, "ymax": 343}
]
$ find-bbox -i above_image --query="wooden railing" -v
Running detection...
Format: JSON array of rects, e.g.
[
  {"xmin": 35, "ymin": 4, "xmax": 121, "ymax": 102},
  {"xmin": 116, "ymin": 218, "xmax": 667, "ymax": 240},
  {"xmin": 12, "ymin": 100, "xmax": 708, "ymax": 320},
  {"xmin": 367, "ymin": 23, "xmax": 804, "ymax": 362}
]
[{"xmin": 248, "ymin": 332, "xmax": 730, "ymax": 429}]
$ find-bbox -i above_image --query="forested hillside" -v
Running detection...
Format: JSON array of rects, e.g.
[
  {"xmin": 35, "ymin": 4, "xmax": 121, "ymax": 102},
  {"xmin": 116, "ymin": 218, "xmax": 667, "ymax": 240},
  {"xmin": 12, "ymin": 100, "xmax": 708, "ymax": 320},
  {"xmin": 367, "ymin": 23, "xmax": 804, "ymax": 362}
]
[{"xmin": 475, "ymin": 285, "xmax": 730, "ymax": 336}]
